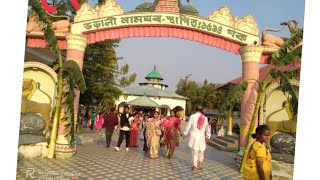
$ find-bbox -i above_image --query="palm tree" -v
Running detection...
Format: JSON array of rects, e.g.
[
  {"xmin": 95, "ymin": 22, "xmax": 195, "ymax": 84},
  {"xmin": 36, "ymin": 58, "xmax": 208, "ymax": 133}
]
[
  {"xmin": 28, "ymin": 0, "xmax": 86, "ymax": 158},
  {"xmin": 217, "ymin": 81, "xmax": 248, "ymax": 130}
]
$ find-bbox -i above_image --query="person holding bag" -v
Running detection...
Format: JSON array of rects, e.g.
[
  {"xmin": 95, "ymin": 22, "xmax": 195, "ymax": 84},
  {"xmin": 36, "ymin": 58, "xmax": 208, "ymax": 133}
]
[{"xmin": 243, "ymin": 125, "xmax": 272, "ymax": 180}]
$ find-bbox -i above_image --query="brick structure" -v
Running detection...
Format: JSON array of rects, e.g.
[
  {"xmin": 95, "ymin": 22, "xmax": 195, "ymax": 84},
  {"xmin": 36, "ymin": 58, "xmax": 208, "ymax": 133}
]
[{"xmin": 155, "ymin": 0, "xmax": 180, "ymax": 13}]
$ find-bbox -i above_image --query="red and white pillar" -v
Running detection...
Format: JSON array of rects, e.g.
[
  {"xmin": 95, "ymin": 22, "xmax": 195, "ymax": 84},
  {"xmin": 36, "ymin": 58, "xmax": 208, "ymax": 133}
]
[
  {"xmin": 236, "ymin": 45, "xmax": 263, "ymax": 162},
  {"xmin": 55, "ymin": 33, "xmax": 87, "ymax": 158}
]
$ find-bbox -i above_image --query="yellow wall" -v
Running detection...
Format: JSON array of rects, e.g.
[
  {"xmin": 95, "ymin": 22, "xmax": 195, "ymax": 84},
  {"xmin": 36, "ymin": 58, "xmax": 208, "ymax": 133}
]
[
  {"xmin": 23, "ymin": 69, "xmax": 56, "ymax": 107},
  {"xmin": 265, "ymin": 86, "xmax": 299, "ymax": 123}
]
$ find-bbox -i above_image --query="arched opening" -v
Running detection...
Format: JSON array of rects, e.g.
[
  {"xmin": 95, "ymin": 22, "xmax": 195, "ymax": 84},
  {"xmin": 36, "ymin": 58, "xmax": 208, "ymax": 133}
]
[
  {"xmin": 24, "ymin": 0, "xmax": 282, "ymax": 160},
  {"xmin": 159, "ymin": 104, "xmax": 170, "ymax": 116}
]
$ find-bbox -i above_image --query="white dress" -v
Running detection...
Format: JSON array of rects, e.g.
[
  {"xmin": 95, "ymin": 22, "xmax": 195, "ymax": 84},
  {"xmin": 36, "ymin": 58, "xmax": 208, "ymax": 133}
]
[
  {"xmin": 217, "ymin": 127, "xmax": 225, "ymax": 137},
  {"xmin": 183, "ymin": 112, "xmax": 211, "ymax": 151}
]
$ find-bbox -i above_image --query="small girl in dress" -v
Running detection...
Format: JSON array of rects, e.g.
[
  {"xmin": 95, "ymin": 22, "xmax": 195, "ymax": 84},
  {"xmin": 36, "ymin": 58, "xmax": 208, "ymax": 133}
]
[{"xmin": 217, "ymin": 125, "xmax": 225, "ymax": 137}]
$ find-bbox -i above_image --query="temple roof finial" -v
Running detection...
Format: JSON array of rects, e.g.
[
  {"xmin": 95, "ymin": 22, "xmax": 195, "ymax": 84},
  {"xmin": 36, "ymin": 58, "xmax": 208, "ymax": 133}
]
[{"xmin": 145, "ymin": 66, "xmax": 163, "ymax": 80}]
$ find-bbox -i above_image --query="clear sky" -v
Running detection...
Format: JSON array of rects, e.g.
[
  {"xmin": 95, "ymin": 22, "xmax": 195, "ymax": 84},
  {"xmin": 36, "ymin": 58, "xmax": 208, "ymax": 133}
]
[{"xmin": 90, "ymin": 0, "xmax": 305, "ymax": 92}]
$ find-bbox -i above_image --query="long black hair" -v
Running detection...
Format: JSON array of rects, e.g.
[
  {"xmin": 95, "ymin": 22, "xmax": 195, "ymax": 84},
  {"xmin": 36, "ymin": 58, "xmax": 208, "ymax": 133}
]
[{"xmin": 252, "ymin": 125, "xmax": 270, "ymax": 139}]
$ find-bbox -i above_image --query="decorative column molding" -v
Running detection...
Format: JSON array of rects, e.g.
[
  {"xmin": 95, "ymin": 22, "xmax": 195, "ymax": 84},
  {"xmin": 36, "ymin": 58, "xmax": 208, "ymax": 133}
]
[
  {"xmin": 66, "ymin": 33, "xmax": 87, "ymax": 52},
  {"xmin": 236, "ymin": 45, "xmax": 263, "ymax": 164},
  {"xmin": 66, "ymin": 33, "xmax": 87, "ymax": 69},
  {"xmin": 240, "ymin": 45, "xmax": 264, "ymax": 63}
]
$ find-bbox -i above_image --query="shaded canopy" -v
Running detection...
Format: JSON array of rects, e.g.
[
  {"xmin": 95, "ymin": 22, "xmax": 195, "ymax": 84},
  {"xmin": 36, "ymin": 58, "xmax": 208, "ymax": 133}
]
[{"xmin": 126, "ymin": 95, "xmax": 160, "ymax": 107}]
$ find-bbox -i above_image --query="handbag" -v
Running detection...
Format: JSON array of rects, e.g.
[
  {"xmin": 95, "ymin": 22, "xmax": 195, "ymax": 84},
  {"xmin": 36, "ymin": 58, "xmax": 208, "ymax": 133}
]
[
  {"xmin": 139, "ymin": 131, "xmax": 144, "ymax": 140},
  {"xmin": 160, "ymin": 136, "xmax": 166, "ymax": 144},
  {"xmin": 156, "ymin": 129, "xmax": 162, "ymax": 136}
]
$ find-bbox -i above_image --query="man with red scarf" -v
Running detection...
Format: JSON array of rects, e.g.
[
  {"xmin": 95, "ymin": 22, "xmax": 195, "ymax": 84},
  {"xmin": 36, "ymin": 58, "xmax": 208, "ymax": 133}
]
[{"xmin": 183, "ymin": 105, "xmax": 211, "ymax": 171}]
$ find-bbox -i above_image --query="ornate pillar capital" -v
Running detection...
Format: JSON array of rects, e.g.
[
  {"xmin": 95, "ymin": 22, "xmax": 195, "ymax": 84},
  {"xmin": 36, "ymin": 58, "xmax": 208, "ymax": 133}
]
[
  {"xmin": 66, "ymin": 33, "xmax": 87, "ymax": 52},
  {"xmin": 240, "ymin": 45, "xmax": 264, "ymax": 63}
]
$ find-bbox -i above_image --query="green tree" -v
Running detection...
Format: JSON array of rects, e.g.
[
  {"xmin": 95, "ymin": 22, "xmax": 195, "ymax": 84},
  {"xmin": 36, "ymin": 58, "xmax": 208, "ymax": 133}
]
[
  {"xmin": 175, "ymin": 75, "xmax": 223, "ymax": 115},
  {"xmin": 48, "ymin": 0, "xmax": 86, "ymax": 19},
  {"xmin": 201, "ymin": 80, "xmax": 224, "ymax": 109},
  {"xmin": 80, "ymin": 40, "xmax": 137, "ymax": 113},
  {"xmin": 47, "ymin": 0, "xmax": 137, "ymax": 112}
]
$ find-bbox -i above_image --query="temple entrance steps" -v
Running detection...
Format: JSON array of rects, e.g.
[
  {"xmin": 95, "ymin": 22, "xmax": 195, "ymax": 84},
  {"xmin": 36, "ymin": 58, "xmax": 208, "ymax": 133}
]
[{"xmin": 207, "ymin": 134, "xmax": 239, "ymax": 152}]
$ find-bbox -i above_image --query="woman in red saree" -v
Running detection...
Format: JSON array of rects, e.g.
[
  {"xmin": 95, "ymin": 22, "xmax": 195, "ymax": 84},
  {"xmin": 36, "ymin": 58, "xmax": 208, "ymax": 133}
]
[
  {"xmin": 162, "ymin": 110, "xmax": 182, "ymax": 158},
  {"xmin": 129, "ymin": 113, "xmax": 140, "ymax": 147}
]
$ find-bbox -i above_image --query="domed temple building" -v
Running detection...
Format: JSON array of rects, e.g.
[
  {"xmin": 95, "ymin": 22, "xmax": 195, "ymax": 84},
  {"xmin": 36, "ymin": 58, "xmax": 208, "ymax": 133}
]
[{"xmin": 115, "ymin": 66, "xmax": 189, "ymax": 119}]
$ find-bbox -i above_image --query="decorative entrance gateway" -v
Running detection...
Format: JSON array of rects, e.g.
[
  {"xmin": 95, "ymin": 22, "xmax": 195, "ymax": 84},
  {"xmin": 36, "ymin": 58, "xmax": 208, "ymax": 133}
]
[{"xmin": 27, "ymin": 0, "xmax": 280, "ymax": 161}]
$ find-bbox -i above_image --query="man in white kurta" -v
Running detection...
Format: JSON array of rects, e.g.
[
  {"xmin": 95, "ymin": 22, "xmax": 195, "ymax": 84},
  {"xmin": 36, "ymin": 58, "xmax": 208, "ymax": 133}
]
[{"xmin": 183, "ymin": 106, "xmax": 211, "ymax": 171}]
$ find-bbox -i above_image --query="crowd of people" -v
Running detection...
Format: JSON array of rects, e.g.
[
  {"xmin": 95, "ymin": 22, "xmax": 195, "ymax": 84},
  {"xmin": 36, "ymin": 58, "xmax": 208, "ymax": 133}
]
[
  {"xmin": 109, "ymin": 106, "xmax": 183, "ymax": 159},
  {"xmin": 79, "ymin": 106, "xmax": 273, "ymax": 179},
  {"xmin": 80, "ymin": 112, "xmax": 104, "ymax": 131}
]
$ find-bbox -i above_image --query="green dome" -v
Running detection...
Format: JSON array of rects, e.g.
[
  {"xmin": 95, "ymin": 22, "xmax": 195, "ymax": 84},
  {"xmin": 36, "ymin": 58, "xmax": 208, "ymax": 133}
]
[
  {"xmin": 181, "ymin": 5, "xmax": 199, "ymax": 16},
  {"xmin": 145, "ymin": 66, "xmax": 163, "ymax": 80},
  {"xmin": 131, "ymin": 2, "xmax": 155, "ymax": 13},
  {"xmin": 136, "ymin": 2, "xmax": 154, "ymax": 9}
]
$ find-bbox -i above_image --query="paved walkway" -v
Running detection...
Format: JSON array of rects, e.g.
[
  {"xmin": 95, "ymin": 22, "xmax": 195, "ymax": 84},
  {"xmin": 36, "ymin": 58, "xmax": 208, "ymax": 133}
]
[{"xmin": 16, "ymin": 128, "xmax": 242, "ymax": 180}]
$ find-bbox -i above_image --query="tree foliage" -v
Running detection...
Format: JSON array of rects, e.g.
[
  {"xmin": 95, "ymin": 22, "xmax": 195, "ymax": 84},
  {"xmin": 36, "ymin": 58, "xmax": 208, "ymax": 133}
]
[
  {"xmin": 270, "ymin": 68, "xmax": 300, "ymax": 115},
  {"xmin": 175, "ymin": 75, "xmax": 224, "ymax": 115},
  {"xmin": 80, "ymin": 40, "xmax": 137, "ymax": 112},
  {"xmin": 48, "ymin": 0, "xmax": 86, "ymax": 19},
  {"xmin": 46, "ymin": 0, "xmax": 137, "ymax": 112},
  {"xmin": 218, "ymin": 81, "xmax": 248, "ymax": 122},
  {"xmin": 269, "ymin": 29, "xmax": 303, "ymax": 66}
]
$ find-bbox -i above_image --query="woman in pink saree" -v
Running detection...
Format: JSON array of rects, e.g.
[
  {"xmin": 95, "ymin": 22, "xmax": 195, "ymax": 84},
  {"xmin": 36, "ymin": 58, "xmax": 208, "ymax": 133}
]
[
  {"xmin": 162, "ymin": 110, "xmax": 182, "ymax": 158},
  {"xmin": 129, "ymin": 113, "xmax": 140, "ymax": 147},
  {"xmin": 96, "ymin": 113, "xmax": 104, "ymax": 131}
]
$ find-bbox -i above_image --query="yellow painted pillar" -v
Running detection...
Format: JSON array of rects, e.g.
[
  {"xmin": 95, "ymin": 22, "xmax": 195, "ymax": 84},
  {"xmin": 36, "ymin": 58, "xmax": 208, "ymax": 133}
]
[{"xmin": 227, "ymin": 107, "xmax": 233, "ymax": 136}]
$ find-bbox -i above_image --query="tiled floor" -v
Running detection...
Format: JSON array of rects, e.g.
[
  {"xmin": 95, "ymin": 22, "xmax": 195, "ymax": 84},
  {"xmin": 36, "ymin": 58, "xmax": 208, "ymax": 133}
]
[{"xmin": 16, "ymin": 128, "xmax": 242, "ymax": 180}]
